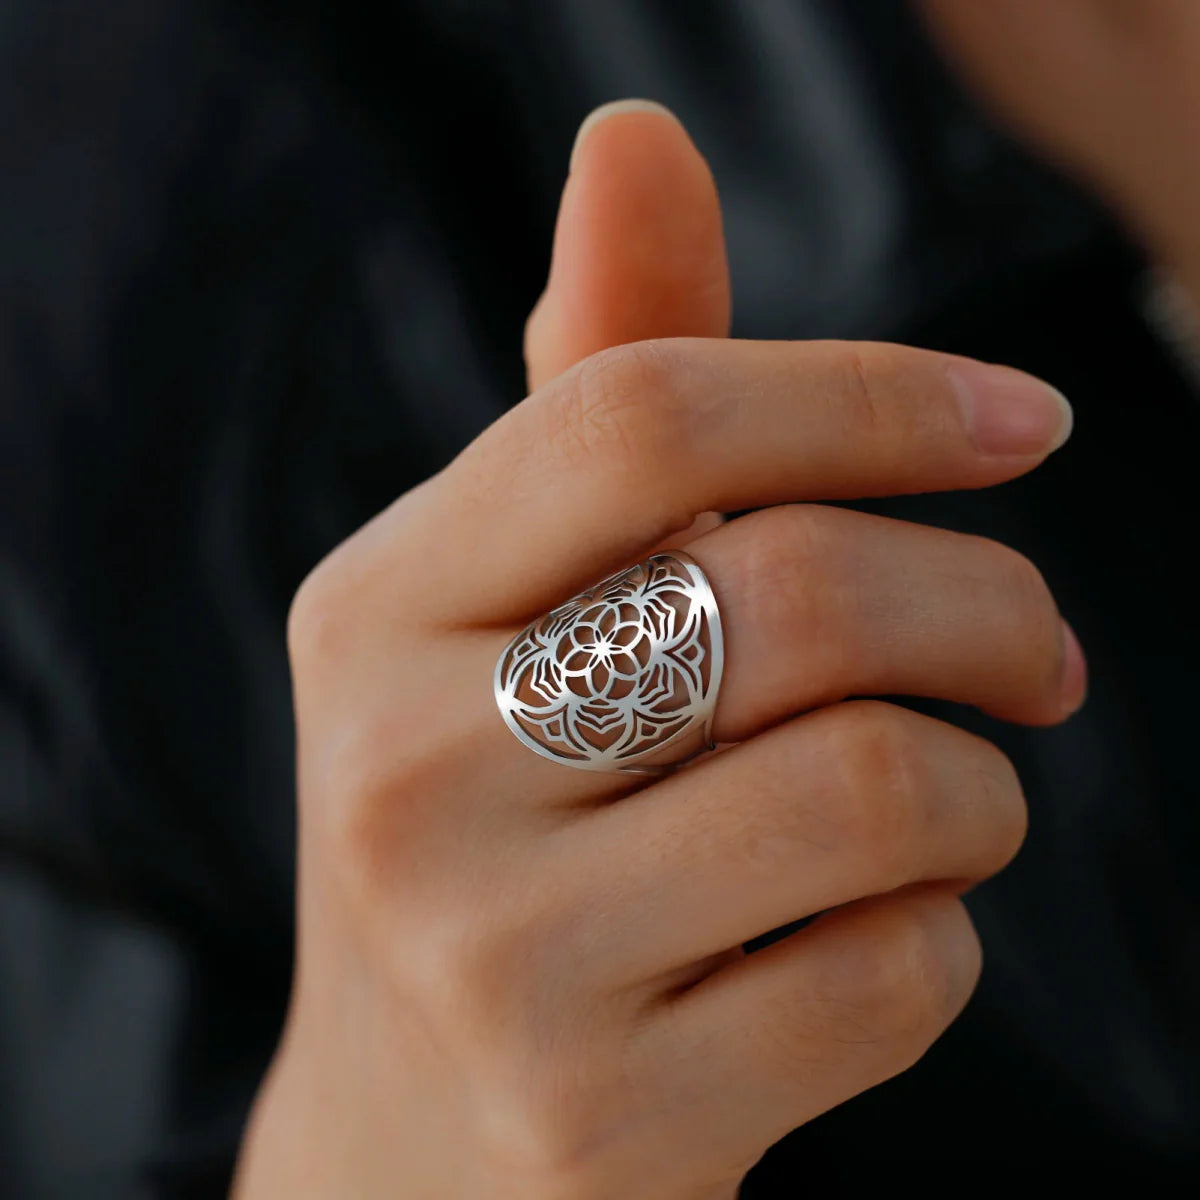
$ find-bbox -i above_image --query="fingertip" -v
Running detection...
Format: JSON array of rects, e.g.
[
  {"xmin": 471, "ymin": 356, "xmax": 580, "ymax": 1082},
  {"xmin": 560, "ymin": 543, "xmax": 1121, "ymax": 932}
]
[
  {"xmin": 998, "ymin": 616, "xmax": 1089, "ymax": 728},
  {"xmin": 569, "ymin": 98, "xmax": 684, "ymax": 174},
  {"xmin": 527, "ymin": 97, "xmax": 731, "ymax": 390},
  {"xmin": 1058, "ymin": 618, "xmax": 1089, "ymax": 715},
  {"xmin": 945, "ymin": 359, "xmax": 1074, "ymax": 460}
]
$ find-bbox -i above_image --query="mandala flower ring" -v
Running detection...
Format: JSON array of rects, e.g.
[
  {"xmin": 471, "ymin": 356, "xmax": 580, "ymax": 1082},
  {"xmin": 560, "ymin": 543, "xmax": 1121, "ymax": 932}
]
[{"xmin": 494, "ymin": 551, "xmax": 725, "ymax": 773}]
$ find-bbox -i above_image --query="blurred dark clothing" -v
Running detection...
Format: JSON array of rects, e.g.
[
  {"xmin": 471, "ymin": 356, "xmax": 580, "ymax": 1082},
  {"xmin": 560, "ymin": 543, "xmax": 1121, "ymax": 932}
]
[{"xmin": 2, "ymin": 0, "xmax": 1198, "ymax": 1194}]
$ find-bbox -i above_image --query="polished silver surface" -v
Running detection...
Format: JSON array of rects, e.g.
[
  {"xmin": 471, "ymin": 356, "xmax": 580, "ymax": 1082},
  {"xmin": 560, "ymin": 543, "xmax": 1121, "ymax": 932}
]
[{"xmin": 494, "ymin": 550, "xmax": 725, "ymax": 774}]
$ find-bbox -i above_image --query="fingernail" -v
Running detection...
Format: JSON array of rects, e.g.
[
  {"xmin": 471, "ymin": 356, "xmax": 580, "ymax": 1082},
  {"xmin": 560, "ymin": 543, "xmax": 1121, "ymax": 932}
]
[
  {"xmin": 1059, "ymin": 619, "xmax": 1088, "ymax": 712},
  {"xmin": 569, "ymin": 98, "xmax": 681, "ymax": 174},
  {"xmin": 946, "ymin": 361, "xmax": 1074, "ymax": 457}
]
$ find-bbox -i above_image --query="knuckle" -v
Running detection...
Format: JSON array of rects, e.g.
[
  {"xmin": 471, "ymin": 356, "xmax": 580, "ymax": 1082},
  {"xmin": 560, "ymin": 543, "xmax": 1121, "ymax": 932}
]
[
  {"xmin": 380, "ymin": 901, "xmax": 549, "ymax": 1064},
  {"xmin": 286, "ymin": 552, "xmax": 345, "ymax": 673},
  {"xmin": 972, "ymin": 743, "xmax": 1029, "ymax": 868},
  {"xmin": 826, "ymin": 702, "xmax": 929, "ymax": 873},
  {"xmin": 474, "ymin": 1064, "xmax": 620, "ymax": 1194},
  {"xmin": 315, "ymin": 743, "xmax": 420, "ymax": 900},
  {"xmin": 410, "ymin": 904, "xmax": 525, "ymax": 1016},
  {"xmin": 285, "ymin": 533, "xmax": 385, "ymax": 682},
  {"xmin": 310, "ymin": 713, "xmax": 460, "ymax": 905},
  {"xmin": 989, "ymin": 540, "xmax": 1063, "ymax": 693},
  {"xmin": 842, "ymin": 901, "xmax": 974, "ymax": 1053},
  {"xmin": 558, "ymin": 341, "xmax": 682, "ymax": 475},
  {"xmin": 742, "ymin": 503, "xmax": 841, "ymax": 572},
  {"xmin": 314, "ymin": 712, "xmax": 400, "ymax": 829},
  {"xmin": 736, "ymin": 505, "xmax": 843, "ymax": 643},
  {"xmin": 996, "ymin": 540, "xmax": 1055, "ymax": 615},
  {"xmin": 479, "ymin": 1115, "xmax": 613, "ymax": 1198},
  {"xmin": 399, "ymin": 870, "xmax": 578, "ymax": 1039}
]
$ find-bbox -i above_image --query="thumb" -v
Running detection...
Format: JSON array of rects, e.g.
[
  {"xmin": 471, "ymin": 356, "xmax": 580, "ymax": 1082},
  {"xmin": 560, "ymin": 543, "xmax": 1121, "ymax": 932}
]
[{"xmin": 524, "ymin": 99, "xmax": 731, "ymax": 393}]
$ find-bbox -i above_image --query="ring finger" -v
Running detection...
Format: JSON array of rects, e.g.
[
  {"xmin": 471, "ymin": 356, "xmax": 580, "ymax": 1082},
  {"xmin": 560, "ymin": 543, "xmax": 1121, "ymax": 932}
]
[{"xmin": 454, "ymin": 501, "xmax": 1080, "ymax": 808}]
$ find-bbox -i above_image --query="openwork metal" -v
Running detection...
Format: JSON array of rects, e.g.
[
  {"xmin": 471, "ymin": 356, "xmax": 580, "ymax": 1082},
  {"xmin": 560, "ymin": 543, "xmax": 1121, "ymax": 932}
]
[{"xmin": 494, "ymin": 550, "xmax": 724, "ymax": 773}]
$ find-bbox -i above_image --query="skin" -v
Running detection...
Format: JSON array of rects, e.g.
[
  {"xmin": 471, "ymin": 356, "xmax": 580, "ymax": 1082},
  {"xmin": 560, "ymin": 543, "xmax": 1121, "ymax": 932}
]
[{"xmin": 232, "ymin": 98, "xmax": 1086, "ymax": 1199}]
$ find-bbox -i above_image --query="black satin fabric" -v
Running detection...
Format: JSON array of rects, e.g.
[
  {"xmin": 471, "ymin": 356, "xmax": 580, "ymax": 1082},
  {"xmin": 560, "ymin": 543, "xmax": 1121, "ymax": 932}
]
[{"xmin": 1, "ymin": 1, "xmax": 1197, "ymax": 1194}]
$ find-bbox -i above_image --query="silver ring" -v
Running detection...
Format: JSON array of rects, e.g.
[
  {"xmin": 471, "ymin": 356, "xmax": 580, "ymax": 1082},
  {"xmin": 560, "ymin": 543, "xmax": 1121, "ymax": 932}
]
[{"xmin": 494, "ymin": 550, "xmax": 725, "ymax": 774}]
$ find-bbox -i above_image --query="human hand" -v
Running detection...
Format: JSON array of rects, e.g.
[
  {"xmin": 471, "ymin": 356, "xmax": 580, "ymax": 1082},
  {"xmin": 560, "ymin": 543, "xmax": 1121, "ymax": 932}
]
[
  {"xmin": 919, "ymin": 0, "xmax": 1200, "ymax": 283},
  {"xmin": 232, "ymin": 103, "xmax": 1083, "ymax": 1199}
]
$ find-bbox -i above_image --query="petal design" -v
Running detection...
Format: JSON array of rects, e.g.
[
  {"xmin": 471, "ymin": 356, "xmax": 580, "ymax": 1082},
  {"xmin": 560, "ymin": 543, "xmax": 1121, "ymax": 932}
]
[
  {"xmin": 567, "ymin": 623, "xmax": 599, "ymax": 652},
  {"xmin": 588, "ymin": 662, "xmax": 612, "ymax": 695},
  {"xmin": 608, "ymin": 649, "xmax": 641, "ymax": 679},
  {"xmin": 562, "ymin": 649, "xmax": 596, "ymax": 674},
  {"xmin": 611, "ymin": 620, "xmax": 644, "ymax": 647}
]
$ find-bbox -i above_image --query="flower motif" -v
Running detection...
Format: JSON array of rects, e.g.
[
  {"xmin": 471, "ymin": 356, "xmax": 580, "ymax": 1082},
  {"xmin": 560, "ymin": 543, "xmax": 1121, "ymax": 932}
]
[{"xmin": 557, "ymin": 602, "xmax": 651, "ymax": 695}]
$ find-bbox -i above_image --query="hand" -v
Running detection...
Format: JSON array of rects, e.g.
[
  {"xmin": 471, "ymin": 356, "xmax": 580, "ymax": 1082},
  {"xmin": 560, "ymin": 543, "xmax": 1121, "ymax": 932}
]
[
  {"xmin": 919, "ymin": 1, "xmax": 1200, "ymax": 283},
  {"xmin": 232, "ymin": 104, "xmax": 1084, "ymax": 1199}
]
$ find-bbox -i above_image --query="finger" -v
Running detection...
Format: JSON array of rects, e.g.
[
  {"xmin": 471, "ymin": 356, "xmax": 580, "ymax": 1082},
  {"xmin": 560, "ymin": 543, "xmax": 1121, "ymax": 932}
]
[
  {"xmin": 644, "ymin": 885, "xmax": 981, "ymax": 1168},
  {"xmin": 688, "ymin": 503, "xmax": 1084, "ymax": 731},
  {"xmin": 524, "ymin": 99, "xmax": 731, "ymax": 392},
  {"xmin": 390, "ymin": 338, "xmax": 1073, "ymax": 625},
  {"xmin": 555, "ymin": 702, "xmax": 1023, "ymax": 984}
]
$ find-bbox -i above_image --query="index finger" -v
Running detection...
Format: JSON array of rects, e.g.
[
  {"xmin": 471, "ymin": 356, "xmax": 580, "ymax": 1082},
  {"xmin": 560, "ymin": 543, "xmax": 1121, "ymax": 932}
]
[{"xmin": 384, "ymin": 337, "xmax": 1072, "ymax": 625}]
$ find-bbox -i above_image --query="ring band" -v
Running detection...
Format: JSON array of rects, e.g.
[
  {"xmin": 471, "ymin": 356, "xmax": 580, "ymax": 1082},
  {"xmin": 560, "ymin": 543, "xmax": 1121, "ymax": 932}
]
[{"xmin": 494, "ymin": 550, "xmax": 725, "ymax": 774}]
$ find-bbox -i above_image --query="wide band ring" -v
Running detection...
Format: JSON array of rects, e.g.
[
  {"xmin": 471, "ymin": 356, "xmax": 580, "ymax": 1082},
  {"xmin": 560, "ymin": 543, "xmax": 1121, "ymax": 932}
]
[{"xmin": 493, "ymin": 550, "xmax": 725, "ymax": 774}]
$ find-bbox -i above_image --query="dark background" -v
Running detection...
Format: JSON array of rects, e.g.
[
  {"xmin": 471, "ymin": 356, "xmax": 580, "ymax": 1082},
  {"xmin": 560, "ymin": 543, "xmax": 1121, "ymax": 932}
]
[{"xmin": 2, "ymin": 1, "xmax": 1198, "ymax": 1194}]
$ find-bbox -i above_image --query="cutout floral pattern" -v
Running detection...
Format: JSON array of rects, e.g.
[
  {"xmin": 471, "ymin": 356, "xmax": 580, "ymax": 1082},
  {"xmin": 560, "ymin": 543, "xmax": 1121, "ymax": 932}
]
[{"xmin": 495, "ymin": 553, "xmax": 723, "ymax": 771}]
